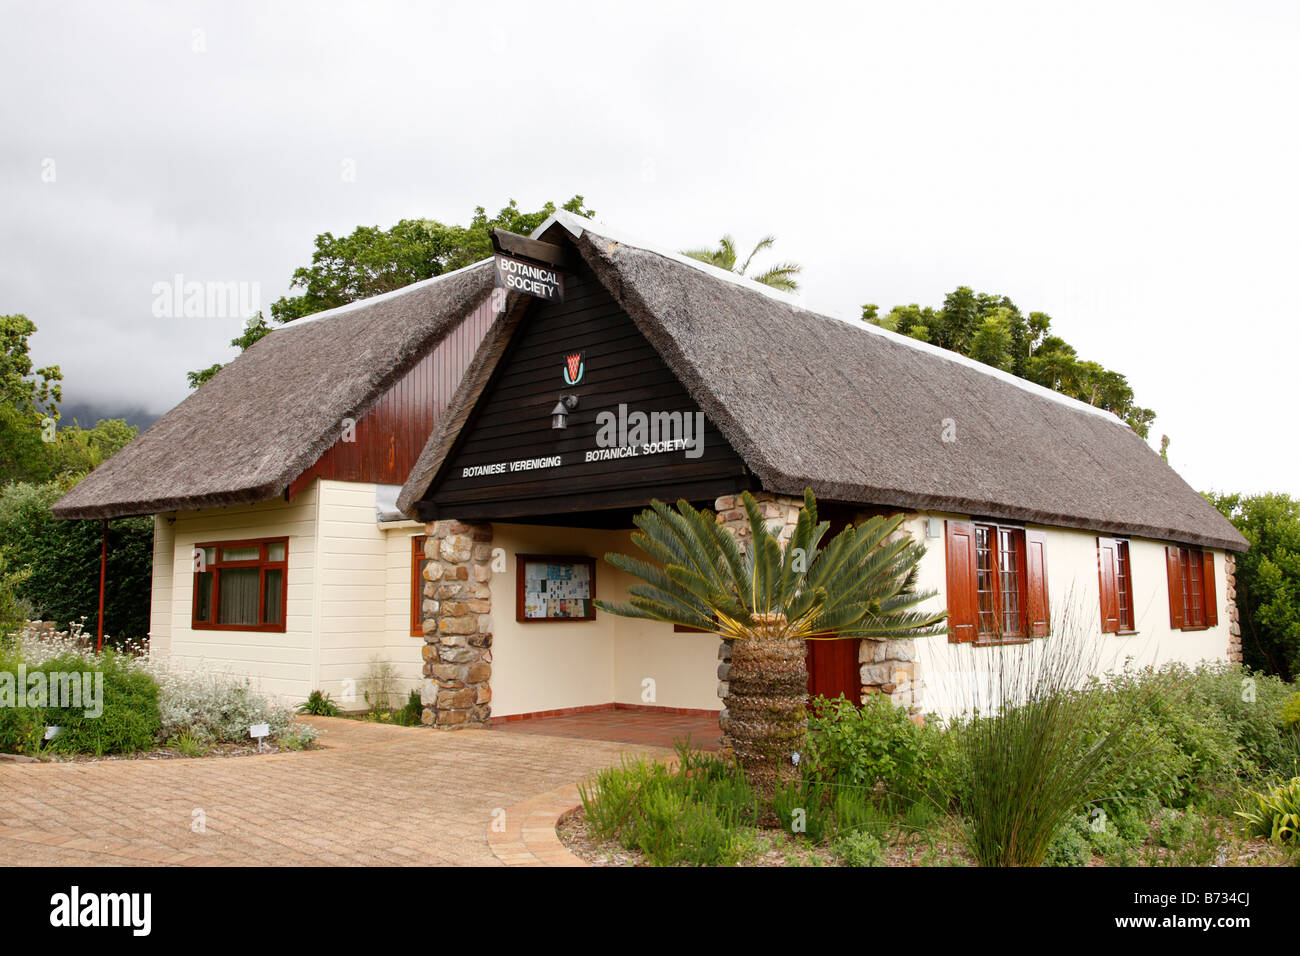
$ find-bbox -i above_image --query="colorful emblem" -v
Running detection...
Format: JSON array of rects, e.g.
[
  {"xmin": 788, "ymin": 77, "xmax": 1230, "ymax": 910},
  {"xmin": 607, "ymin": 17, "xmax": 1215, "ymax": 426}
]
[{"xmin": 563, "ymin": 351, "xmax": 585, "ymax": 386}]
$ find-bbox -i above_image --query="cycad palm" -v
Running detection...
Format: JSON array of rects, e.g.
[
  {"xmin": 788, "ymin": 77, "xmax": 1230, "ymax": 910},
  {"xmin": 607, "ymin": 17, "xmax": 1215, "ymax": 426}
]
[
  {"xmin": 596, "ymin": 489, "xmax": 946, "ymax": 811},
  {"xmin": 682, "ymin": 234, "xmax": 802, "ymax": 291}
]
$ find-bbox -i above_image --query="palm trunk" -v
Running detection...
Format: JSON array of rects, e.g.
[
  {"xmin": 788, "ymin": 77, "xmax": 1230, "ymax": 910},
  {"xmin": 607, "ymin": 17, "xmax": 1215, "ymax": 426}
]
[{"xmin": 723, "ymin": 613, "xmax": 807, "ymax": 825}]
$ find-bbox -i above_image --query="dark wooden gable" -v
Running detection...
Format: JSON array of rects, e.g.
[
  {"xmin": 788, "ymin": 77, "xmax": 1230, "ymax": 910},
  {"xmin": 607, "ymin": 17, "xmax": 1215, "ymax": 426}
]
[
  {"xmin": 288, "ymin": 296, "xmax": 496, "ymax": 498},
  {"xmin": 415, "ymin": 257, "xmax": 753, "ymax": 521}
]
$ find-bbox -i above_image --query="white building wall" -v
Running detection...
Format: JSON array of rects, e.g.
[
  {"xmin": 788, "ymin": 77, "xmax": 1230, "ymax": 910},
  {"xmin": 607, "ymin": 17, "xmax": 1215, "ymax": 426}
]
[
  {"xmin": 147, "ymin": 514, "xmax": 174, "ymax": 657},
  {"xmin": 150, "ymin": 479, "xmax": 429, "ymax": 708},
  {"xmin": 382, "ymin": 521, "xmax": 428, "ymax": 701},
  {"xmin": 314, "ymin": 480, "xmax": 390, "ymax": 706},
  {"xmin": 484, "ymin": 524, "xmax": 722, "ymax": 718},
  {"xmin": 160, "ymin": 485, "xmax": 319, "ymax": 704},
  {"xmin": 907, "ymin": 512, "xmax": 1233, "ymax": 717},
  {"xmin": 150, "ymin": 493, "xmax": 1233, "ymax": 719}
]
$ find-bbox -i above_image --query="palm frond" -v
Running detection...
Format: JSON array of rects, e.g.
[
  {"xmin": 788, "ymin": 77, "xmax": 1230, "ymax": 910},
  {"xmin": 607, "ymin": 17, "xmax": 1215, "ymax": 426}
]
[
  {"xmin": 739, "ymin": 235, "xmax": 777, "ymax": 276},
  {"xmin": 752, "ymin": 262, "xmax": 802, "ymax": 291}
]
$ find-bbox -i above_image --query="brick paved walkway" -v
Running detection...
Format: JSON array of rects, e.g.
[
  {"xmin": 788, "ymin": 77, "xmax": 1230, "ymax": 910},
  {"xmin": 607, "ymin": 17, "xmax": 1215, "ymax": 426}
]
[{"xmin": 0, "ymin": 717, "xmax": 665, "ymax": 866}]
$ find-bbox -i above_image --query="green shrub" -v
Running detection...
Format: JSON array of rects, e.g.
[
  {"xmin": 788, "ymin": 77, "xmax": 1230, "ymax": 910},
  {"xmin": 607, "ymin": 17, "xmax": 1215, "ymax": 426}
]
[
  {"xmin": 1044, "ymin": 814, "xmax": 1093, "ymax": 867},
  {"xmin": 577, "ymin": 749, "xmax": 756, "ymax": 866},
  {"xmin": 0, "ymin": 480, "xmax": 152, "ymax": 644},
  {"xmin": 168, "ymin": 731, "xmax": 210, "ymax": 757},
  {"xmin": 946, "ymin": 613, "xmax": 1165, "ymax": 868},
  {"xmin": 43, "ymin": 651, "xmax": 159, "ymax": 754},
  {"xmin": 390, "ymin": 690, "xmax": 424, "ymax": 726},
  {"xmin": 831, "ymin": 789, "xmax": 894, "ymax": 839},
  {"xmin": 1235, "ymin": 777, "xmax": 1300, "ymax": 845},
  {"xmin": 275, "ymin": 722, "xmax": 320, "ymax": 751},
  {"xmin": 1189, "ymin": 665, "xmax": 1296, "ymax": 776},
  {"xmin": 774, "ymin": 779, "xmax": 834, "ymax": 844},
  {"xmin": 1282, "ymin": 693, "xmax": 1300, "ymax": 728},
  {"xmin": 628, "ymin": 783, "xmax": 743, "ymax": 866},
  {"xmin": 0, "ymin": 650, "xmax": 160, "ymax": 755},
  {"xmin": 834, "ymin": 829, "xmax": 885, "ymax": 866},
  {"xmin": 806, "ymin": 694, "xmax": 954, "ymax": 808},
  {"xmin": 297, "ymin": 690, "xmax": 341, "ymax": 717},
  {"xmin": 1143, "ymin": 807, "xmax": 1222, "ymax": 865}
]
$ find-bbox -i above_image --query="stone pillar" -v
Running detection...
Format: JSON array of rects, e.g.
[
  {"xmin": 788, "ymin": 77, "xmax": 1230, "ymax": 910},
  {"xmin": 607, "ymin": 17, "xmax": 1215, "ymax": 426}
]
[
  {"xmin": 420, "ymin": 520, "xmax": 494, "ymax": 728},
  {"xmin": 859, "ymin": 638, "xmax": 923, "ymax": 715},
  {"xmin": 1225, "ymin": 552, "xmax": 1242, "ymax": 664}
]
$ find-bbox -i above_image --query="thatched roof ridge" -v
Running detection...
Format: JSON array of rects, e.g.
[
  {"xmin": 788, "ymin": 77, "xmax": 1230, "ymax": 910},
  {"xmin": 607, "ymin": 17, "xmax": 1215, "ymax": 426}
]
[
  {"xmin": 52, "ymin": 260, "xmax": 494, "ymax": 519},
  {"xmin": 401, "ymin": 214, "xmax": 1246, "ymax": 552}
]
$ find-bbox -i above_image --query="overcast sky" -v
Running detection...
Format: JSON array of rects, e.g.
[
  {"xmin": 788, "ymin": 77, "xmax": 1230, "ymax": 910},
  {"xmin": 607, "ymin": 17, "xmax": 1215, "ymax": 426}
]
[{"xmin": 2, "ymin": 1, "xmax": 1295, "ymax": 496}]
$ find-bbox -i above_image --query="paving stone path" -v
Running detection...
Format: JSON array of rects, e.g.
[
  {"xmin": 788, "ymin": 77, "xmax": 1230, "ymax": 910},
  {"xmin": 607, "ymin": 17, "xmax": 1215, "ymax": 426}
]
[{"xmin": 0, "ymin": 718, "xmax": 663, "ymax": 866}]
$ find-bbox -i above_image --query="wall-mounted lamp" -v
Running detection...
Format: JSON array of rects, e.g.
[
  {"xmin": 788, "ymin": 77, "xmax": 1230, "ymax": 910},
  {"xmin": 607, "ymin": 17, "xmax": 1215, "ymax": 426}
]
[{"xmin": 551, "ymin": 394, "xmax": 579, "ymax": 430}]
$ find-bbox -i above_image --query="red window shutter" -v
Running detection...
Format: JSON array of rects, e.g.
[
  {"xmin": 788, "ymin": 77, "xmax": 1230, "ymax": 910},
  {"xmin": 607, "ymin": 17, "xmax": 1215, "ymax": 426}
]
[
  {"xmin": 1202, "ymin": 550, "xmax": 1218, "ymax": 626},
  {"xmin": 1165, "ymin": 546, "xmax": 1185, "ymax": 629},
  {"xmin": 945, "ymin": 520, "xmax": 979, "ymax": 643},
  {"xmin": 1025, "ymin": 529, "xmax": 1050, "ymax": 637},
  {"xmin": 1097, "ymin": 537, "xmax": 1119, "ymax": 634}
]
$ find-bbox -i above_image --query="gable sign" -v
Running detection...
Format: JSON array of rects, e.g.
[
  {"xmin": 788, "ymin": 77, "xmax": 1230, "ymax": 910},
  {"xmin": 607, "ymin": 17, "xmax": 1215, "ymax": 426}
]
[
  {"xmin": 563, "ymin": 351, "xmax": 585, "ymax": 386},
  {"xmin": 494, "ymin": 253, "xmax": 564, "ymax": 303}
]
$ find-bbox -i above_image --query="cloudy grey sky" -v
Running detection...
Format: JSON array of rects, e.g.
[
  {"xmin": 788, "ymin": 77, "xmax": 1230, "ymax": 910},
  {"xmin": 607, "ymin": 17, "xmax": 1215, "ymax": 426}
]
[{"xmin": 2, "ymin": 1, "xmax": 1295, "ymax": 496}]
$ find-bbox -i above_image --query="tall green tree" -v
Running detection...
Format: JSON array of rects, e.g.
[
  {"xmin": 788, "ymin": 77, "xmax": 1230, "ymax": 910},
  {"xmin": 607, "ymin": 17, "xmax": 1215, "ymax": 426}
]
[
  {"xmin": 0, "ymin": 315, "xmax": 63, "ymax": 483},
  {"xmin": 682, "ymin": 235, "xmax": 802, "ymax": 291},
  {"xmin": 0, "ymin": 480, "xmax": 152, "ymax": 641},
  {"xmin": 187, "ymin": 196, "xmax": 597, "ymax": 387},
  {"xmin": 865, "ymin": 289, "xmax": 1155, "ymax": 436},
  {"xmin": 595, "ymin": 490, "xmax": 945, "ymax": 816},
  {"xmin": 1207, "ymin": 491, "xmax": 1300, "ymax": 680}
]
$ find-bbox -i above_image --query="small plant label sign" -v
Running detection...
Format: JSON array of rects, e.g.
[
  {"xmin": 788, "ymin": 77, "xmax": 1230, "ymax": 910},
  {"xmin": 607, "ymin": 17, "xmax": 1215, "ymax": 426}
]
[
  {"xmin": 44, "ymin": 726, "xmax": 61, "ymax": 741},
  {"xmin": 249, "ymin": 723, "xmax": 270, "ymax": 751}
]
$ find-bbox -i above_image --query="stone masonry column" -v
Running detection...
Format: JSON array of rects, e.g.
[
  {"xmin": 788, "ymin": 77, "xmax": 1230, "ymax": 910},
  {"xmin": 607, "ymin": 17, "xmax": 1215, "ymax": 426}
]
[
  {"xmin": 1225, "ymin": 552, "xmax": 1242, "ymax": 664},
  {"xmin": 859, "ymin": 638, "xmax": 923, "ymax": 716},
  {"xmin": 420, "ymin": 520, "xmax": 494, "ymax": 728}
]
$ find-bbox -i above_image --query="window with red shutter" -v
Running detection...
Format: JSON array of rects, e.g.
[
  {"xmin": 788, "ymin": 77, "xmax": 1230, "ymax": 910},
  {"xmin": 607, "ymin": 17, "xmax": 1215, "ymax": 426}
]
[
  {"xmin": 948, "ymin": 520, "xmax": 1044, "ymax": 643},
  {"xmin": 1116, "ymin": 541, "xmax": 1134, "ymax": 632},
  {"xmin": 1098, "ymin": 538, "xmax": 1135, "ymax": 634},
  {"xmin": 1025, "ymin": 529, "xmax": 1050, "ymax": 637},
  {"xmin": 1098, "ymin": 537, "xmax": 1120, "ymax": 634},
  {"xmin": 411, "ymin": 535, "xmax": 430, "ymax": 636},
  {"xmin": 945, "ymin": 520, "xmax": 979, "ymax": 643},
  {"xmin": 1167, "ymin": 544, "xmax": 1216, "ymax": 631},
  {"xmin": 1202, "ymin": 551, "xmax": 1218, "ymax": 626},
  {"xmin": 1165, "ymin": 546, "xmax": 1185, "ymax": 630}
]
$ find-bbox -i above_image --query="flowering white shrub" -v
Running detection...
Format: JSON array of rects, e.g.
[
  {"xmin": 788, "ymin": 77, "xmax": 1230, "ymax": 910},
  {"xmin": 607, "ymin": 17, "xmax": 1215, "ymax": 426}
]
[
  {"xmin": 149, "ymin": 665, "xmax": 300, "ymax": 744},
  {"xmin": 4, "ymin": 618, "xmax": 137, "ymax": 667},
  {"xmin": 4, "ymin": 620, "xmax": 314, "ymax": 747}
]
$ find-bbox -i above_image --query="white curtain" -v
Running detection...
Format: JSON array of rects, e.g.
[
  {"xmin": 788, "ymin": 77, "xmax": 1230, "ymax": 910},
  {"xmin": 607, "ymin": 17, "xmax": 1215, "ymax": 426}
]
[{"xmin": 218, "ymin": 568, "xmax": 260, "ymax": 625}]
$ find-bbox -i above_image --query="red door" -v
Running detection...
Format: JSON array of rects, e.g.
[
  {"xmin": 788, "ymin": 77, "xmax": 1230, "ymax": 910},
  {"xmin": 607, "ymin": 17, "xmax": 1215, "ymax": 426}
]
[{"xmin": 806, "ymin": 636, "xmax": 861, "ymax": 704}]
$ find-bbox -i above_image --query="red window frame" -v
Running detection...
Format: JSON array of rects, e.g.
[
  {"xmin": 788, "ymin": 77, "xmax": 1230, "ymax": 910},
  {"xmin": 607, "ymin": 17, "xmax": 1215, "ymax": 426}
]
[
  {"xmin": 1165, "ymin": 545, "xmax": 1217, "ymax": 631},
  {"xmin": 1115, "ymin": 540, "xmax": 1134, "ymax": 632},
  {"xmin": 947, "ymin": 520, "xmax": 1049, "ymax": 644},
  {"xmin": 411, "ymin": 534, "xmax": 429, "ymax": 637},
  {"xmin": 1098, "ymin": 537, "xmax": 1137, "ymax": 634},
  {"xmin": 974, "ymin": 523, "xmax": 1029, "ymax": 643},
  {"xmin": 192, "ymin": 537, "xmax": 289, "ymax": 632}
]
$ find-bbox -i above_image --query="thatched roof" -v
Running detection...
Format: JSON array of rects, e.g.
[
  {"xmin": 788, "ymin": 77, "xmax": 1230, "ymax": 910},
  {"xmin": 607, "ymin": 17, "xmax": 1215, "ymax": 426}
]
[
  {"xmin": 400, "ymin": 213, "xmax": 1246, "ymax": 552},
  {"xmin": 52, "ymin": 261, "xmax": 494, "ymax": 520}
]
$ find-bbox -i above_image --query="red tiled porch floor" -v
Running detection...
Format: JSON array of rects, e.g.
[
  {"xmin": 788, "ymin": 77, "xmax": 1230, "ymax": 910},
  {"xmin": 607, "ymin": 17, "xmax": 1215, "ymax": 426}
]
[{"xmin": 491, "ymin": 708, "xmax": 721, "ymax": 752}]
